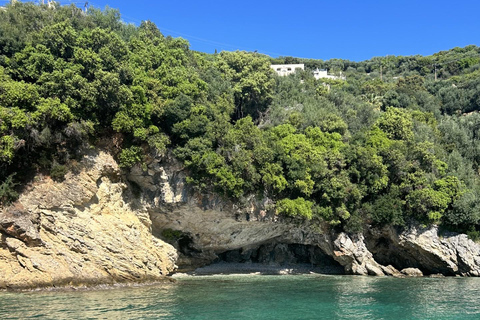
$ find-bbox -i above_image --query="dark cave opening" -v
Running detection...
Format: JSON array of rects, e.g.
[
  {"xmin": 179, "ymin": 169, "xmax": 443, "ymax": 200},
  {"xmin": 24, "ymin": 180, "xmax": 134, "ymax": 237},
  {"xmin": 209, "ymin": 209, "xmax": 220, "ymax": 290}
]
[
  {"xmin": 368, "ymin": 236, "xmax": 423, "ymax": 271},
  {"xmin": 366, "ymin": 236, "xmax": 456, "ymax": 276},
  {"xmin": 211, "ymin": 243, "xmax": 345, "ymax": 274},
  {"xmin": 156, "ymin": 228, "xmax": 344, "ymax": 274}
]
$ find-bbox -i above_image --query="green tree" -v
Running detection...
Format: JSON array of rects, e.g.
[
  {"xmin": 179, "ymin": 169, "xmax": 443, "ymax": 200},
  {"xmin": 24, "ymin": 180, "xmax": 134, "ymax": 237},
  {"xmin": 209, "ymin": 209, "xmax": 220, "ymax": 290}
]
[
  {"xmin": 217, "ymin": 51, "xmax": 275, "ymax": 120},
  {"xmin": 276, "ymin": 197, "xmax": 314, "ymax": 219}
]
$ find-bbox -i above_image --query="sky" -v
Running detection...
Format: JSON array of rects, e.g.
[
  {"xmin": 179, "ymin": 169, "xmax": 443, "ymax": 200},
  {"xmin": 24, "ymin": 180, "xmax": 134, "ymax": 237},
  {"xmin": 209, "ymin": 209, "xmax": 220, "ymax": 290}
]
[{"xmin": 17, "ymin": 0, "xmax": 480, "ymax": 61}]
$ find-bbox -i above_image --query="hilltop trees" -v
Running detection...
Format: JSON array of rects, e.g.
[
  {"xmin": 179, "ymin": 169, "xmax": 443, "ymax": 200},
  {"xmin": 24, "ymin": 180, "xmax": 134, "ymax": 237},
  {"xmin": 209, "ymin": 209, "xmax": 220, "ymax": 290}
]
[
  {"xmin": 216, "ymin": 51, "xmax": 275, "ymax": 120},
  {"xmin": 1, "ymin": 2, "xmax": 480, "ymax": 238}
]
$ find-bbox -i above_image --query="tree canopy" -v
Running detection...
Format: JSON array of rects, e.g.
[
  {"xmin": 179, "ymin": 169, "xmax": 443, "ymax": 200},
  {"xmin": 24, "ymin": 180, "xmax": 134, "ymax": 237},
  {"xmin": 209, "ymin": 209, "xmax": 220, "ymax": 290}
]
[{"xmin": 2, "ymin": 1, "xmax": 480, "ymax": 239}]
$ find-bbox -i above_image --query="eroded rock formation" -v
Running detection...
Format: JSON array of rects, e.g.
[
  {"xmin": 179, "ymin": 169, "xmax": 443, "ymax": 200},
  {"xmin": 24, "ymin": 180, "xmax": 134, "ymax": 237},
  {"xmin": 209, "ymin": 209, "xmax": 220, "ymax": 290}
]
[
  {"xmin": 2, "ymin": 150, "xmax": 480, "ymax": 290},
  {"xmin": 0, "ymin": 151, "xmax": 177, "ymax": 290},
  {"xmin": 130, "ymin": 152, "xmax": 480, "ymax": 277}
]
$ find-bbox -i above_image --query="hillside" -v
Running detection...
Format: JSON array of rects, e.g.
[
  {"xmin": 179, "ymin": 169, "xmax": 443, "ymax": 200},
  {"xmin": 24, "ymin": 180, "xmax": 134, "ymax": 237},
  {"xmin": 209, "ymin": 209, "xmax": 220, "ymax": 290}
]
[{"xmin": 1, "ymin": 1, "xmax": 480, "ymax": 243}]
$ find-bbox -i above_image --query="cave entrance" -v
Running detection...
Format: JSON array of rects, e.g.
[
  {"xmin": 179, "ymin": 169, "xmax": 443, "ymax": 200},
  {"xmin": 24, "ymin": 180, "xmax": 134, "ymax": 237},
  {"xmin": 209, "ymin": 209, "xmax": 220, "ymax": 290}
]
[
  {"xmin": 367, "ymin": 236, "xmax": 424, "ymax": 272},
  {"xmin": 202, "ymin": 243, "xmax": 345, "ymax": 275},
  {"xmin": 366, "ymin": 236, "xmax": 455, "ymax": 276}
]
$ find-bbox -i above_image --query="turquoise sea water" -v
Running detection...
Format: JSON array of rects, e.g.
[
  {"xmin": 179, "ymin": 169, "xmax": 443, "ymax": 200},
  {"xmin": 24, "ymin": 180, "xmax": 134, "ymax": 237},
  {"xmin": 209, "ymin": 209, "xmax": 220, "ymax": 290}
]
[{"xmin": 1, "ymin": 274, "xmax": 480, "ymax": 319}]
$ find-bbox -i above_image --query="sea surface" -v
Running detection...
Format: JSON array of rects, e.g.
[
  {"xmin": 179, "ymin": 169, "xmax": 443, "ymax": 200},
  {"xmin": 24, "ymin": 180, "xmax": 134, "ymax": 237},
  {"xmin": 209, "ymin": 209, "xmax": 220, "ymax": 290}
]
[{"xmin": 1, "ymin": 274, "xmax": 480, "ymax": 319}]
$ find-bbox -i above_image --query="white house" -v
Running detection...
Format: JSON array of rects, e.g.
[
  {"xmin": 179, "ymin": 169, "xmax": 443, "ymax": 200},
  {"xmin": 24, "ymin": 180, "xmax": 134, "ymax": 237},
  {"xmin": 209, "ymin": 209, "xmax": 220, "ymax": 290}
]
[
  {"xmin": 270, "ymin": 64, "xmax": 346, "ymax": 81},
  {"xmin": 271, "ymin": 64, "xmax": 305, "ymax": 76},
  {"xmin": 313, "ymin": 68, "xmax": 346, "ymax": 81}
]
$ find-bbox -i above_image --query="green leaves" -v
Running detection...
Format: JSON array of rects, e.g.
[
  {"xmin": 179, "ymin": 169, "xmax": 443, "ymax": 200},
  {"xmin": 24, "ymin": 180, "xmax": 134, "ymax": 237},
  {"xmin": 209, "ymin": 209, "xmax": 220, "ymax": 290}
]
[
  {"xmin": 261, "ymin": 163, "xmax": 287, "ymax": 193},
  {"xmin": 1, "ymin": 1, "xmax": 480, "ymax": 237},
  {"xmin": 0, "ymin": 78, "xmax": 40, "ymax": 110},
  {"xmin": 0, "ymin": 173, "xmax": 18, "ymax": 205},
  {"xmin": 41, "ymin": 21, "xmax": 77, "ymax": 59},
  {"xmin": 34, "ymin": 98, "xmax": 74, "ymax": 124},
  {"xmin": 216, "ymin": 51, "xmax": 275, "ymax": 120},
  {"xmin": 11, "ymin": 45, "xmax": 55, "ymax": 81},
  {"xmin": 276, "ymin": 197, "xmax": 314, "ymax": 220},
  {"xmin": 406, "ymin": 188, "xmax": 450, "ymax": 222},
  {"xmin": 0, "ymin": 135, "xmax": 15, "ymax": 163},
  {"xmin": 0, "ymin": 106, "xmax": 31, "ymax": 130},
  {"xmin": 376, "ymin": 107, "xmax": 413, "ymax": 141},
  {"xmin": 118, "ymin": 146, "xmax": 143, "ymax": 168}
]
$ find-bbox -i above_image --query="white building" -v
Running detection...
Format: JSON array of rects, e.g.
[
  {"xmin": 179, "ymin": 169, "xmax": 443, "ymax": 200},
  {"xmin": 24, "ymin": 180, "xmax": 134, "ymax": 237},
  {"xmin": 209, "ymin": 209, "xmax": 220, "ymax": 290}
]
[
  {"xmin": 313, "ymin": 68, "xmax": 346, "ymax": 81},
  {"xmin": 271, "ymin": 64, "xmax": 305, "ymax": 76},
  {"xmin": 271, "ymin": 64, "xmax": 346, "ymax": 81}
]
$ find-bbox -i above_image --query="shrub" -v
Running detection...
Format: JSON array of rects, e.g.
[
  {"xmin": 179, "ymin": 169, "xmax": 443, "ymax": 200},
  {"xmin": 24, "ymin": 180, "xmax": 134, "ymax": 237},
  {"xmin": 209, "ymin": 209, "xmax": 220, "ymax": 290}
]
[
  {"xmin": 161, "ymin": 229, "xmax": 184, "ymax": 241},
  {"xmin": 50, "ymin": 163, "xmax": 68, "ymax": 181},
  {"xmin": 344, "ymin": 212, "xmax": 364, "ymax": 234},
  {"xmin": 118, "ymin": 146, "xmax": 143, "ymax": 168},
  {"xmin": 466, "ymin": 229, "xmax": 480, "ymax": 242},
  {"xmin": 276, "ymin": 197, "xmax": 313, "ymax": 219},
  {"xmin": 0, "ymin": 173, "xmax": 19, "ymax": 205}
]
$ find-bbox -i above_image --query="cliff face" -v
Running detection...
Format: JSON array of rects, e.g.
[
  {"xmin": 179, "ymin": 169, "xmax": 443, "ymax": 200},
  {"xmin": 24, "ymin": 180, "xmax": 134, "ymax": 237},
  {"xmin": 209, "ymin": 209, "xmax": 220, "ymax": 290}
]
[
  {"xmin": 0, "ymin": 151, "xmax": 177, "ymax": 290},
  {"xmin": 2, "ymin": 150, "xmax": 480, "ymax": 290},
  {"xmin": 133, "ymin": 153, "xmax": 480, "ymax": 277}
]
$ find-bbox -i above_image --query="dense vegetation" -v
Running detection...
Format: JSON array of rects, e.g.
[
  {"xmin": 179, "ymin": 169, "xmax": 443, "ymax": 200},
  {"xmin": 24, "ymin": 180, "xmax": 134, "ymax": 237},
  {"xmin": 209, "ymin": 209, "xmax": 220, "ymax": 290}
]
[{"xmin": 2, "ymin": 2, "xmax": 480, "ymax": 238}]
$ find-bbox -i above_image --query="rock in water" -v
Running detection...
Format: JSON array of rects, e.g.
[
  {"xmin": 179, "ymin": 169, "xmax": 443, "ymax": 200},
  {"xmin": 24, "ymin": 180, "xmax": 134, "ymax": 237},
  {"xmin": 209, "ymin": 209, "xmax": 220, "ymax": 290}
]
[{"xmin": 401, "ymin": 268, "xmax": 424, "ymax": 277}]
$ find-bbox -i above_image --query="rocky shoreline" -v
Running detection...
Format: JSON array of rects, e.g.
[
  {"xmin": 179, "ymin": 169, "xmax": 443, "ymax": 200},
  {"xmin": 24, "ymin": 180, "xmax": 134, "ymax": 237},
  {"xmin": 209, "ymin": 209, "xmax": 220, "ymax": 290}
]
[
  {"xmin": 0, "ymin": 151, "xmax": 177, "ymax": 291},
  {"xmin": 2, "ymin": 150, "xmax": 480, "ymax": 290},
  {"xmin": 182, "ymin": 262, "xmax": 448, "ymax": 278},
  {"xmin": 189, "ymin": 262, "xmax": 343, "ymax": 276}
]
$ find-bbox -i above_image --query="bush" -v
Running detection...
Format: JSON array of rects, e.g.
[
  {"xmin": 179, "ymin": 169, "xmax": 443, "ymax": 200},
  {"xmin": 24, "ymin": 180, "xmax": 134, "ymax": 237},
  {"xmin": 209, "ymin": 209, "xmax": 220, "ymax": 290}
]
[
  {"xmin": 276, "ymin": 197, "xmax": 313, "ymax": 219},
  {"xmin": 161, "ymin": 229, "xmax": 184, "ymax": 241},
  {"xmin": 118, "ymin": 146, "xmax": 143, "ymax": 168},
  {"xmin": 369, "ymin": 193, "xmax": 405, "ymax": 226},
  {"xmin": 50, "ymin": 163, "xmax": 68, "ymax": 181},
  {"xmin": 344, "ymin": 213, "xmax": 364, "ymax": 234},
  {"xmin": 0, "ymin": 173, "xmax": 19, "ymax": 205},
  {"xmin": 466, "ymin": 228, "xmax": 480, "ymax": 242}
]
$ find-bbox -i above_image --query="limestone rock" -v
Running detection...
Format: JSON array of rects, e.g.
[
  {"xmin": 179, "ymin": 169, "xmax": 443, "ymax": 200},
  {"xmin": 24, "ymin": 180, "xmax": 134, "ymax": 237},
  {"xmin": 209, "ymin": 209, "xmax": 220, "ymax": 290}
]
[
  {"xmin": 4, "ymin": 146, "xmax": 480, "ymax": 291},
  {"xmin": 380, "ymin": 264, "xmax": 402, "ymax": 277},
  {"xmin": 102, "ymin": 151, "xmax": 480, "ymax": 278},
  {"xmin": 0, "ymin": 204, "xmax": 41, "ymax": 246},
  {"xmin": 332, "ymin": 233, "xmax": 388, "ymax": 276},
  {"xmin": 0, "ymin": 150, "xmax": 177, "ymax": 290},
  {"xmin": 139, "ymin": 152, "xmax": 480, "ymax": 277},
  {"xmin": 401, "ymin": 268, "xmax": 423, "ymax": 277},
  {"xmin": 127, "ymin": 153, "xmax": 187, "ymax": 206},
  {"xmin": 367, "ymin": 225, "xmax": 480, "ymax": 276}
]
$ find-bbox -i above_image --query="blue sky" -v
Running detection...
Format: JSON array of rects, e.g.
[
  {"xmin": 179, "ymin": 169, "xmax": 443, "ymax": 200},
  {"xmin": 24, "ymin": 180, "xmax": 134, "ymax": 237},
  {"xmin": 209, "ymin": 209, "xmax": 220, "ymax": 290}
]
[{"xmin": 35, "ymin": 0, "xmax": 480, "ymax": 61}]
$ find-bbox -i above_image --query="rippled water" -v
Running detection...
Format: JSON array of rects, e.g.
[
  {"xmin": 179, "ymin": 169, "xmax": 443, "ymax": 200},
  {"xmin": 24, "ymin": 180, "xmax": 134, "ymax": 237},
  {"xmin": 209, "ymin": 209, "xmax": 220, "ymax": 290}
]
[{"xmin": 1, "ymin": 275, "xmax": 480, "ymax": 319}]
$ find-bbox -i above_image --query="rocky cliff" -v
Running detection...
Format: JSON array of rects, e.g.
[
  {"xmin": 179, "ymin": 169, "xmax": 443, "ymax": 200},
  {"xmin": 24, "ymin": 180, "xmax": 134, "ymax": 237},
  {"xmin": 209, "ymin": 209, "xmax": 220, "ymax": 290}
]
[
  {"xmin": 0, "ymin": 151, "xmax": 177, "ymax": 290},
  {"xmin": 132, "ymin": 152, "xmax": 480, "ymax": 277},
  {"xmin": 2, "ymin": 150, "xmax": 480, "ymax": 290}
]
